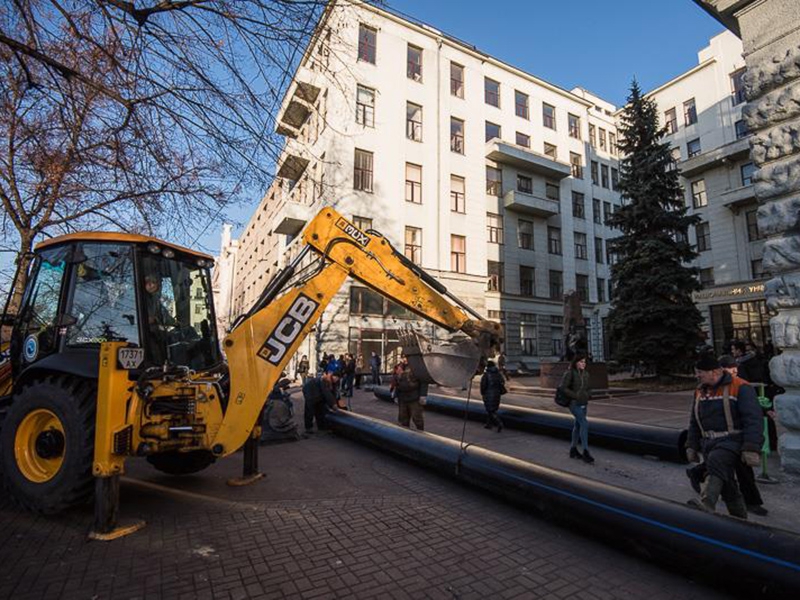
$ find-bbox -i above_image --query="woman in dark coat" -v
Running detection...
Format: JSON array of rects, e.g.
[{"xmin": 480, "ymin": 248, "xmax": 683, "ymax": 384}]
[
  {"xmin": 480, "ymin": 360, "xmax": 505, "ymax": 432},
  {"xmin": 561, "ymin": 353, "xmax": 593, "ymax": 463}
]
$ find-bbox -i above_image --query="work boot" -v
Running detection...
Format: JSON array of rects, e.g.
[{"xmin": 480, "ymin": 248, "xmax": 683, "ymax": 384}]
[
  {"xmin": 581, "ymin": 450, "xmax": 595, "ymax": 464},
  {"xmin": 747, "ymin": 504, "xmax": 768, "ymax": 516},
  {"xmin": 569, "ymin": 447, "xmax": 582, "ymax": 459},
  {"xmin": 686, "ymin": 467, "xmax": 704, "ymax": 495},
  {"xmin": 688, "ymin": 474, "xmax": 724, "ymax": 513},
  {"xmin": 725, "ymin": 494, "xmax": 748, "ymax": 520}
]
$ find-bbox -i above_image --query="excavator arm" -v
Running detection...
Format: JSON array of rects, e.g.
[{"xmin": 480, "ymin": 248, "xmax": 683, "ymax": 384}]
[{"xmin": 210, "ymin": 208, "xmax": 501, "ymax": 457}]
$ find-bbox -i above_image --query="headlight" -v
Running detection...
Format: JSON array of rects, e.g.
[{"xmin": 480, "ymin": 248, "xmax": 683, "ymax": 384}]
[
  {"xmin": 147, "ymin": 244, "xmax": 161, "ymax": 254},
  {"xmin": 162, "ymin": 249, "xmax": 175, "ymax": 259}
]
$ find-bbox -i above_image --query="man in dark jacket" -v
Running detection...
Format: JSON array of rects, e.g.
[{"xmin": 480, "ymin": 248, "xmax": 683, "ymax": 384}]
[
  {"xmin": 731, "ymin": 340, "xmax": 765, "ymax": 384},
  {"xmin": 302, "ymin": 371, "xmax": 339, "ymax": 433},
  {"xmin": 686, "ymin": 353, "xmax": 763, "ymax": 519},
  {"xmin": 480, "ymin": 360, "xmax": 505, "ymax": 432},
  {"xmin": 369, "ymin": 352, "xmax": 382, "ymax": 385},
  {"xmin": 391, "ymin": 355, "xmax": 423, "ymax": 430}
]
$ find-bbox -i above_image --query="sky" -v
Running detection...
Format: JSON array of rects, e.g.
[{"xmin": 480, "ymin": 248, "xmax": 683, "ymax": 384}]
[{"xmin": 205, "ymin": 0, "xmax": 724, "ymax": 255}]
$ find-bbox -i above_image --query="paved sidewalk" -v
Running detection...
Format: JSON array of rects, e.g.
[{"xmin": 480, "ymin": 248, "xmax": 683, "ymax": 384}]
[{"xmin": 0, "ymin": 388, "xmax": 738, "ymax": 600}]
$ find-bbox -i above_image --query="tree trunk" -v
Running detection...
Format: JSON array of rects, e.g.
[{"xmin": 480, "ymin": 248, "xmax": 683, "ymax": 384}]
[{"xmin": 2, "ymin": 233, "xmax": 34, "ymax": 329}]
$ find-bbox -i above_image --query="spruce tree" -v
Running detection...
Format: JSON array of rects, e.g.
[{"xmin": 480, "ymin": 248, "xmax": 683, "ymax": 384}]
[{"xmin": 606, "ymin": 80, "xmax": 703, "ymax": 377}]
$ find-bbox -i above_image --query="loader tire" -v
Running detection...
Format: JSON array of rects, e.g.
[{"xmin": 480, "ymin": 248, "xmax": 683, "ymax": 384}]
[
  {"xmin": 0, "ymin": 375, "xmax": 96, "ymax": 514},
  {"xmin": 147, "ymin": 450, "xmax": 216, "ymax": 475}
]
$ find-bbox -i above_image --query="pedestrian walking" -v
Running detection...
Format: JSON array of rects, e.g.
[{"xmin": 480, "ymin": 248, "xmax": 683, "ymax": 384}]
[
  {"xmin": 370, "ymin": 351, "xmax": 382, "ymax": 385},
  {"xmin": 296, "ymin": 354, "xmax": 310, "ymax": 383},
  {"xmin": 480, "ymin": 360, "xmax": 505, "ymax": 432},
  {"xmin": 497, "ymin": 352, "xmax": 509, "ymax": 381},
  {"xmin": 685, "ymin": 353, "xmax": 763, "ymax": 518},
  {"xmin": 343, "ymin": 353, "xmax": 356, "ymax": 399},
  {"xmin": 391, "ymin": 355, "xmax": 424, "ymax": 430},
  {"xmin": 561, "ymin": 353, "xmax": 593, "ymax": 463},
  {"xmin": 302, "ymin": 371, "xmax": 339, "ymax": 434},
  {"xmin": 355, "ymin": 353, "xmax": 365, "ymax": 389}
]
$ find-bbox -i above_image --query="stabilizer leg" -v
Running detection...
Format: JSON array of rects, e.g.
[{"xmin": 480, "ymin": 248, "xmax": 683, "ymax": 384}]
[{"xmin": 88, "ymin": 475, "xmax": 145, "ymax": 541}]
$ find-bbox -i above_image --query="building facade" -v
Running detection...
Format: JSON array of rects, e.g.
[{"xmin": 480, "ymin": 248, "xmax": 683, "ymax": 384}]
[
  {"xmin": 645, "ymin": 31, "xmax": 769, "ymax": 354},
  {"xmin": 221, "ymin": 0, "xmax": 624, "ymax": 372}
]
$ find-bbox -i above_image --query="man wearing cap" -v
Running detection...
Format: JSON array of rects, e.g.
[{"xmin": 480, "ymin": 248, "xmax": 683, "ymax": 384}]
[{"xmin": 686, "ymin": 353, "xmax": 764, "ymax": 518}]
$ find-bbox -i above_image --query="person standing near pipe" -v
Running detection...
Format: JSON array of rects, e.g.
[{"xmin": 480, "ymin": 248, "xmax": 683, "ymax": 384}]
[
  {"xmin": 561, "ymin": 353, "xmax": 594, "ymax": 463},
  {"xmin": 480, "ymin": 360, "xmax": 505, "ymax": 432},
  {"xmin": 392, "ymin": 355, "xmax": 424, "ymax": 431},
  {"xmin": 686, "ymin": 354, "xmax": 763, "ymax": 518}
]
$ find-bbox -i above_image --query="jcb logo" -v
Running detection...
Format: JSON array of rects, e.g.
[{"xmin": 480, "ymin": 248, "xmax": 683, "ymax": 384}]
[
  {"xmin": 335, "ymin": 218, "xmax": 370, "ymax": 247},
  {"xmin": 258, "ymin": 294, "xmax": 318, "ymax": 365}
]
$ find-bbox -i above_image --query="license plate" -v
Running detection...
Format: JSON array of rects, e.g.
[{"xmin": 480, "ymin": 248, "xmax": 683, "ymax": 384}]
[{"xmin": 118, "ymin": 347, "xmax": 144, "ymax": 370}]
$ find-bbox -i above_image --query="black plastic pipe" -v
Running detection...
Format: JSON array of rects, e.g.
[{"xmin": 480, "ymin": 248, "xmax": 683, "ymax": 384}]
[
  {"xmin": 325, "ymin": 410, "xmax": 800, "ymax": 596},
  {"xmin": 373, "ymin": 387, "xmax": 688, "ymax": 463}
]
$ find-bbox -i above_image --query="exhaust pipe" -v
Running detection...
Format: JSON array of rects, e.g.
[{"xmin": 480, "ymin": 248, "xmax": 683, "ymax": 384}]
[
  {"xmin": 325, "ymin": 410, "xmax": 800, "ymax": 596},
  {"xmin": 373, "ymin": 387, "xmax": 688, "ymax": 463}
]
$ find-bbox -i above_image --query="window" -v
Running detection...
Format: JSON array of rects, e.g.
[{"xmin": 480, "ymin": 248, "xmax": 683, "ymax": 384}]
[
  {"xmin": 611, "ymin": 167, "xmax": 619, "ymax": 191},
  {"xmin": 576, "ymin": 274, "xmax": 589, "ymax": 302},
  {"xmin": 406, "ymin": 102, "xmax": 423, "ymax": 141},
  {"xmin": 354, "ymin": 149, "xmax": 373, "ymax": 192},
  {"xmin": 752, "ymin": 259, "xmax": 763, "ymax": 279},
  {"xmin": 606, "ymin": 244, "xmax": 614, "ymax": 265},
  {"xmin": 520, "ymin": 266, "xmax": 535, "ymax": 296},
  {"xmin": 405, "ymin": 163, "xmax": 422, "ymax": 203},
  {"xmin": 451, "ymin": 175, "xmax": 466, "ymax": 213},
  {"xmin": 684, "ymin": 98, "xmax": 697, "ymax": 126},
  {"xmin": 544, "ymin": 142, "xmax": 557, "ymax": 160},
  {"xmin": 601, "ymin": 164, "xmax": 609, "ymax": 188},
  {"xmin": 404, "ymin": 226, "xmax": 422, "ymax": 264},
  {"xmin": 548, "ymin": 227, "xmax": 562, "ymax": 255},
  {"xmin": 599, "ymin": 128, "xmax": 607, "ymax": 151},
  {"xmin": 731, "ymin": 69, "xmax": 746, "ymax": 106},
  {"xmin": 451, "ymin": 62, "xmax": 464, "ymax": 98},
  {"xmin": 696, "ymin": 221, "xmax": 711, "ymax": 252},
  {"xmin": 595, "ymin": 237, "xmax": 604, "ymax": 263},
  {"xmin": 407, "ymin": 44, "xmax": 422, "ymax": 81},
  {"xmin": 664, "ymin": 108, "xmax": 677, "ymax": 134},
  {"xmin": 574, "ymin": 232, "xmax": 588, "ymax": 260},
  {"xmin": 487, "ymin": 212, "xmax": 504, "ymax": 244},
  {"xmin": 572, "ymin": 191, "xmax": 585, "ymax": 219},
  {"xmin": 520, "ymin": 320, "xmax": 536, "ymax": 355},
  {"xmin": 570, "ymin": 152, "xmax": 583, "ymax": 179},
  {"xmin": 451, "ymin": 235, "xmax": 466, "ymax": 273},
  {"xmin": 591, "ymin": 161, "xmax": 599, "ymax": 185},
  {"xmin": 746, "ymin": 209, "xmax": 762, "ymax": 241},
  {"xmin": 589, "ymin": 124, "xmax": 597, "ymax": 147},
  {"xmin": 549, "ymin": 270, "xmax": 563, "ymax": 300},
  {"xmin": 517, "ymin": 175, "xmax": 533, "ymax": 194},
  {"xmin": 597, "ymin": 278, "xmax": 606, "ymax": 303},
  {"xmin": 486, "ymin": 166, "xmax": 502, "ymax": 196},
  {"xmin": 687, "ymin": 138, "xmax": 701, "ymax": 158},
  {"xmin": 669, "ymin": 147, "xmax": 681, "ymax": 170},
  {"xmin": 450, "ymin": 117, "xmax": 464, "ymax": 154},
  {"xmin": 609, "ymin": 132, "xmax": 618, "ymax": 155},
  {"xmin": 545, "ymin": 182, "xmax": 559, "ymax": 201},
  {"xmin": 700, "ymin": 268, "xmax": 715, "ymax": 287},
  {"xmin": 691, "ymin": 179, "xmax": 707, "ymax": 208},
  {"xmin": 735, "ymin": 119, "xmax": 748, "ymax": 139},
  {"xmin": 358, "ymin": 24, "xmax": 376, "ymax": 64},
  {"xmin": 356, "ymin": 85, "xmax": 375, "ymax": 127},
  {"xmin": 515, "ymin": 90, "xmax": 529, "ymax": 119},
  {"xmin": 543, "ymin": 103, "xmax": 556, "ymax": 129},
  {"xmin": 487, "ymin": 261, "xmax": 504, "ymax": 292},
  {"xmin": 485, "ymin": 121, "xmax": 501, "ymax": 142},
  {"xmin": 485, "ymin": 77, "xmax": 500, "ymax": 107},
  {"xmin": 518, "ymin": 219, "xmax": 533, "ymax": 249},
  {"xmin": 568, "ymin": 113, "xmax": 581, "ymax": 139},
  {"xmin": 741, "ymin": 162, "xmax": 756, "ymax": 187},
  {"xmin": 516, "ymin": 132, "xmax": 530, "ymax": 148},
  {"xmin": 350, "ymin": 286, "xmax": 383, "ymax": 315},
  {"xmin": 352, "ymin": 215, "xmax": 373, "ymax": 232},
  {"xmin": 593, "ymin": 199, "xmax": 601, "ymax": 224},
  {"xmin": 603, "ymin": 201, "xmax": 612, "ymax": 224}
]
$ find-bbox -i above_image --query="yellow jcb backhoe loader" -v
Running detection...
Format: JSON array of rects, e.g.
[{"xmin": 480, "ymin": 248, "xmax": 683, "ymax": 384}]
[{"xmin": 0, "ymin": 208, "xmax": 501, "ymax": 538}]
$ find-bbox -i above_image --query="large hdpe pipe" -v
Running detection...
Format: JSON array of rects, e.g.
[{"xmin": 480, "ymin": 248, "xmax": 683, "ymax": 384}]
[
  {"xmin": 373, "ymin": 387, "xmax": 687, "ymax": 463},
  {"xmin": 325, "ymin": 410, "xmax": 800, "ymax": 596}
]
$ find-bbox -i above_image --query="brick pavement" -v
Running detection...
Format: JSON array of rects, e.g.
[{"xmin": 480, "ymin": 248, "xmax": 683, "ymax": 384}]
[{"xmin": 0, "ymin": 410, "xmax": 732, "ymax": 600}]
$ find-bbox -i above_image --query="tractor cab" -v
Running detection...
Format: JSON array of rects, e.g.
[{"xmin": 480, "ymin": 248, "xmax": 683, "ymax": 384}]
[{"xmin": 7, "ymin": 233, "xmax": 222, "ymax": 387}]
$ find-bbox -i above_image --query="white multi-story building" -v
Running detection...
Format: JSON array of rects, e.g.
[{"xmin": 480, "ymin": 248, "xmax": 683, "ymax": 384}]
[
  {"xmin": 645, "ymin": 31, "xmax": 768, "ymax": 354},
  {"xmin": 225, "ymin": 0, "xmax": 625, "ymax": 370}
]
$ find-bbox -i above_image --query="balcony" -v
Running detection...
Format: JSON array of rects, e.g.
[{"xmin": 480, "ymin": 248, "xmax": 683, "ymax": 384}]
[
  {"xmin": 272, "ymin": 199, "xmax": 310, "ymax": 236},
  {"xmin": 485, "ymin": 139, "xmax": 571, "ymax": 180},
  {"xmin": 276, "ymin": 140, "xmax": 309, "ymax": 181},
  {"xmin": 721, "ymin": 184, "xmax": 756, "ymax": 213},
  {"xmin": 276, "ymin": 66, "xmax": 322, "ymax": 138},
  {"xmin": 503, "ymin": 189, "xmax": 559, "ymax": 218},
  {"xmin": 679, "ymin": 137, "xmax": 750, "ymax": 178}
]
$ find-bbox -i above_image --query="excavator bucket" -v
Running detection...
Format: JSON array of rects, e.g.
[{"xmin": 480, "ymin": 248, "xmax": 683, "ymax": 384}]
[{"xmin": 398, "ymin": 328, "xmax": 482, "ymax": 388}]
